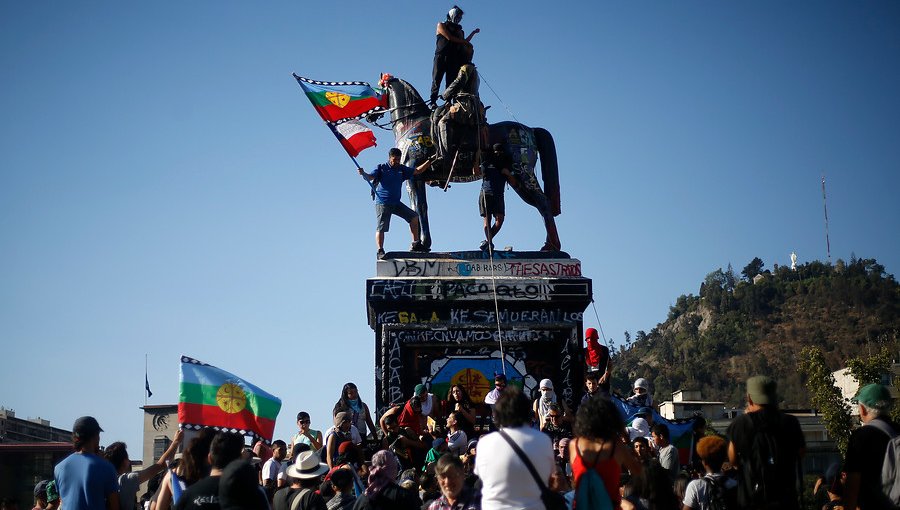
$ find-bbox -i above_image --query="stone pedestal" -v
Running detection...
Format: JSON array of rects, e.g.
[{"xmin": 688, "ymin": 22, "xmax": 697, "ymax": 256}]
[{"xmin": 365, "ymin": 250, "xmax": 592, "ymax": 418}]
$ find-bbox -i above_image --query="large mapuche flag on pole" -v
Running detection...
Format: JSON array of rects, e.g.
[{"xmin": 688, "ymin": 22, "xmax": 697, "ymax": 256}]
[
  {"xmin": 178, "ymin": 356, "xmax": 282, "ymax": 441},
  {"xmin": 293, "ymin": 74, "xmax": 386, "ymax": 123}
]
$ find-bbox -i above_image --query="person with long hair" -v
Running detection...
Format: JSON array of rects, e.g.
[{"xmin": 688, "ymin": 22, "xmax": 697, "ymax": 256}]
[
  {"xmin": 351, "ymin": 450, "xmax": 420, "ymax": 510},
  {"xmin": 156, "ymin": 429, "xmax": 215, "ymax": 510},
  {"xmin": 333, "ymin": 383, "xmax": 378, "ymax": 439},
  {"xmin": 569, "ymin": 396, "xmax": 642, "ymax": 509},
  {"xmin": 444, "ymin": 384, "xmax": 476, "ymax": 439}
]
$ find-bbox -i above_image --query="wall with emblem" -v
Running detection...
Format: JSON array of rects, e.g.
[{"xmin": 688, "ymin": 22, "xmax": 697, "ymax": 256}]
[{"xmin": 366, "ymin": 250, "xmax": 592, "ymax": 423}]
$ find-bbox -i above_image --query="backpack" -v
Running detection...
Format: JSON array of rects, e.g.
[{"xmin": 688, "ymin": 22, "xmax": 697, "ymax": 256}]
[
  {"xmin": 865, "ymin": 419, "xmax": 900, "ymax": 505},
  {"xmin": 574, "ymin": 468, "xmax": 612, "ymax": 510},
  {"xmin": 737, "ymin": 412, "xmax": 783, "ymax": 507},
  {"xmin": 702, "ymin": 474, "xmax": 736, "ymax": 510}
]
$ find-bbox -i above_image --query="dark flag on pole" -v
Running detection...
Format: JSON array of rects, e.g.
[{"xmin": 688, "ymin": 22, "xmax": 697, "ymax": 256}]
[{"xmin": 145, "ymin": 371, "xmax": 153, "ymax": 398}]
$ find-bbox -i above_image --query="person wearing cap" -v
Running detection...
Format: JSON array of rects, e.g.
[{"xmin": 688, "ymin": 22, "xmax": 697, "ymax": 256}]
[
  {"xmin": 726, "ymin": 375, "xmax": 805, "ymax": 510},
  {"xmin": 173, "ymin": 432, "xmax": 244, "ymax": 510},
  {"xmin": 105, "ymin": 429, "xmax": 184, "ymax": 510},
  {"xmin": 271, "ymin": 450, "xmax": 329, "ymax": 510},
  {"xmin": 397, "ymin": 392, "xmax": 425, "ymax": 437},
  {"xmin": 357, "ymin": 149, "xmax": 434, "ymax": 259},
  {"xmin": 32, "ymin": 481, "xmax": 49, "ymax": 510},
  {"xmin": 54, "ymin": 416, "xmax": 120, "ymax": 510},
  {"xmin": 429, "ymin": 6, "xmax": 480, "ymax": 107},
  {"xmin": 584, "ymin": 327, "xmax": 612, "ymax": 394},
  {"xmin": 476, "ymin": 143, "xmax": 516, "ymax": 252},
  {"xmin": 843, "ymin": 383, "xmax": 898, "ymax": 510},
  {"xmin": 816, "ymin": 463, "xmax": 845, "ymax": 510},
  {"xmin": 324, "ymin": 412, "xmax": 362, "ymax": 469}
]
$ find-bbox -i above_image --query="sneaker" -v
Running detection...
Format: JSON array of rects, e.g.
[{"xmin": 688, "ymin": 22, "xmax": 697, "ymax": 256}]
[
  {"xmin": 479, "ymin": 240, "xmax": 494, "ymax": 251},
  {"xmin": 410, "ymin": 240, "xmax": 427, "ymax": 252},
  {"xmin": 376, "ymin": 249, "xmax": 386, "ymax": 259}
]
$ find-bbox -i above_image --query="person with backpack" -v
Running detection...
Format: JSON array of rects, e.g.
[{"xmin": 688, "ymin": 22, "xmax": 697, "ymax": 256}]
[
  {"xmin": 682, "ymin": 436, "xmax": 737, "ymax": 510},
  {"xmin": 726, "ymin": 376, "xmax": 805, "ymax": 510},
  {"xmin": 843, "ymin": 383, "xmax": 898, "ymax": 510},
  {"xmin": 569, "ymin": 395, "xmax": 643, "ymax": 509}
]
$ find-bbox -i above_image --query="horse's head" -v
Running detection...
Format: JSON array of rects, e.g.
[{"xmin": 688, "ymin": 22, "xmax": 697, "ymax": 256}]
[{"xmin": 378, "ymin": 73, "xmax": 430, "ymax": 127}]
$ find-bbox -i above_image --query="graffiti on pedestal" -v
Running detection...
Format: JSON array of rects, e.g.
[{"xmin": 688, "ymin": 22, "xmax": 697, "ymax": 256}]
[{"xmin": 368, "ymin": 279, "xmax": 590, "ymax": 302}]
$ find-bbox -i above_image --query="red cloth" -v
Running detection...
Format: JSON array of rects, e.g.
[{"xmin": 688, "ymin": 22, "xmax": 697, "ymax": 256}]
[
  {"xmin": 398, "ymin": 400, "xmax": 422, "ymax": 435},
  {"xmin": 585, "ymin": 339, "xmax": 609, "ymax": 368},
  {"xmin": 571, "ymin": 439, "xmax": 620, "ymax": 509}
]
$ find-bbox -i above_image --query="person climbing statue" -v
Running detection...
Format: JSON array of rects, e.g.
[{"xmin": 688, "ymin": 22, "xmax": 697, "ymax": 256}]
[
  {"xmin": 477, "ymin": 143, "xmax": 517, "ymax": 251},
  {"xmin": 430, "ymin": 5, "xmax": 480, "ymax": 108},
  {"xmin": 358, "ymin": 148, "xmax": 435, "ymax": 259}
]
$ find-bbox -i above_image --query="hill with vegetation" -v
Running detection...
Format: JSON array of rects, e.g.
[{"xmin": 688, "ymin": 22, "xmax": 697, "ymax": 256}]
[{"xmin": 609, "ymin": 256, "xmax": 900, "ymax": 408}]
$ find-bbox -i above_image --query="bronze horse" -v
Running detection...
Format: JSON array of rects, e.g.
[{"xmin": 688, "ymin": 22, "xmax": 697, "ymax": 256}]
[{"xmin": 370, "ymin": 74, "xmax": 562, "ymax": 251}]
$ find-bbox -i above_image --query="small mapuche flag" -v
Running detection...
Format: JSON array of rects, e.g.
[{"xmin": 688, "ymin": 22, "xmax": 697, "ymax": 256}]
[{"xmin": 178, "ymin": 356, "xmax": 282, "ymax": 442}]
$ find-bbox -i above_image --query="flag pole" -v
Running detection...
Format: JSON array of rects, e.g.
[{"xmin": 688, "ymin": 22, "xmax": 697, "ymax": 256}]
[
  {"xmin": 822, "ymin": 175, "xmax": 831, "ymax": 263},
  {"xmin": 325, "ymin": 122, "xmax": 377, "ymax": 195},
  {"xmin": 144, "ymin": 354, "xmax": 148, "ymax": 406}
]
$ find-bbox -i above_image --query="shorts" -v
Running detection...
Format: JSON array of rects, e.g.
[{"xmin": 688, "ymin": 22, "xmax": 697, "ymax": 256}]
[
  {"xmin": 479, "ymin": 191, "xmax": 505, "ymax": 217},
  {"xmin": 376, "ymin": 202, "xmax": 418, "ymax": 232}
]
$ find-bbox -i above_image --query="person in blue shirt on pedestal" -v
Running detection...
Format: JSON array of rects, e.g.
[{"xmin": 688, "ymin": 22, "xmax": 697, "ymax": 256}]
[{"xmin": 359, "ymin": 148, "xmax": 434, "ymax": 259}]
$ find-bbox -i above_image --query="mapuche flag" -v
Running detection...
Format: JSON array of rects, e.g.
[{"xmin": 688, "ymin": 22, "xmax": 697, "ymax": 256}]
[
  {"xmin": 178, "ymin": 356, "xmax": 281, "ymax": 441},
  {"xmin": 293, "ymin": 74, "xmax": 386, "ymax": 123},
  {"xmin": 330, "ymin": 119, "xmax": 377, "ymax": 157}
]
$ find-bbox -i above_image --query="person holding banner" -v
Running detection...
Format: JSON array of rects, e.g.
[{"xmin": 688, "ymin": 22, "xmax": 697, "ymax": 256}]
[{"xmin": 358, "ymin": 148, "xmax": 435, "ymax": 259}]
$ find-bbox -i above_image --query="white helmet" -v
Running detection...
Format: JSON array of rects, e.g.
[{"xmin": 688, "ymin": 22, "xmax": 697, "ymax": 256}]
[{"xmin": 448, "ymin": 6, "xmax": 463, "ymax": 24}]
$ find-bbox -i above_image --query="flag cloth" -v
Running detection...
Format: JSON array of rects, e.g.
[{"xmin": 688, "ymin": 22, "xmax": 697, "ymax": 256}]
[
  {"xmin": 293, "ymin": 75, "xmax": 386, "ymax": 123},
  {"xmin": 330, "ymin": 119, "xmax": 377, "ymax": 157},
  {"xmin": 145, "ymin": 371, "xmax": 152, "ymax": 399},
  {"xmin": 178, "ymin": 356, "xmax": 282, "ymax": 441},
  {"xmin": 612, "ymin": 395, "xmax": 698, "ymax": 465}
]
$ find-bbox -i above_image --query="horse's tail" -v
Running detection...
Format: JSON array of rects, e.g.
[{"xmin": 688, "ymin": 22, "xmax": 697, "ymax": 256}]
[{"xmin": 534, "ymin": 127, "xmax": 560, "ymax": 216}]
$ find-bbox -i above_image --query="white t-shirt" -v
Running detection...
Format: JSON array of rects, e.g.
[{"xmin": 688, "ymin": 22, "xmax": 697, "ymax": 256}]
[
  {"xmin": 683, "ymin": 473, "xmax": 738, "ymax": 510},
  {"xmin": 262, "ymin": 458, "xmax": 284, "ymax": 482},
  {"xmin": 475, "ymin": 426, "xmax": 554, "ymax": 510}
]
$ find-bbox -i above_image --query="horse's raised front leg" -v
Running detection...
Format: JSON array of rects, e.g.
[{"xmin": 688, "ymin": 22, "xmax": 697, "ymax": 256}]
[{"xmin": 407, "ymin": 175, "xmax": 432, "ymax": 250}]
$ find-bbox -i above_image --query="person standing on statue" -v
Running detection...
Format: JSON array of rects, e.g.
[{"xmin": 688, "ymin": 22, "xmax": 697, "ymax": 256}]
[
  {"xmin": 358, "ymin": 148, "xmax": 434, "ymax": 259},
  {"xmin": 429, "ymin": 6, "xmax": 480, "ymax": 108},
  {"xmin": 478, "ymin": 143, "xmax": 516, "ymax": 251}
]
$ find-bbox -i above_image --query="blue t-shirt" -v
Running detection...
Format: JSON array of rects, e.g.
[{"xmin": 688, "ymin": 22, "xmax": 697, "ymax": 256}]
[
  {"xmin": 368, "ymin": 163, "xmax": 415, "ymax": 205},
  {"xmin": 54, "ymin": 452, "xmax": 119, "ymax": 510}
]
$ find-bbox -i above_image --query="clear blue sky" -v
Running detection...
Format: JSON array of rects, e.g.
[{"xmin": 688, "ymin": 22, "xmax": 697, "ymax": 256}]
[{"xmin": 2, "ymin": 1, "xmax": 898, "ymax": 457}]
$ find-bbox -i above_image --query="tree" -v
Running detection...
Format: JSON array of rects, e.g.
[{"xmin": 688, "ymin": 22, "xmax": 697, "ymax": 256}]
[
  {"xmin": 741, "ymin": 257, "xmax": 764, "ymax": 282},
  {"xmin": 724, "ymin": 263, "xmax": 737, "ymax": 292},
  {"xmin": 797, "ymin": 346, "xmax": 853, "ymax": 455}
]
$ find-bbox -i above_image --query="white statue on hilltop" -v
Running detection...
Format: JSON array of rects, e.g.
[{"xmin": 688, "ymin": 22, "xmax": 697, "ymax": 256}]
[{"xmin": 791, "ymin": 252, "xmax": 797, "ymax": 270}]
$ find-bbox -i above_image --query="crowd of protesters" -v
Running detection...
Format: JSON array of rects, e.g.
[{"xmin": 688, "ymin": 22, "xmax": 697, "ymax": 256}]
[{"xmin": 22, "ymin": 329, "xmax": 900, "ymax": 510}]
